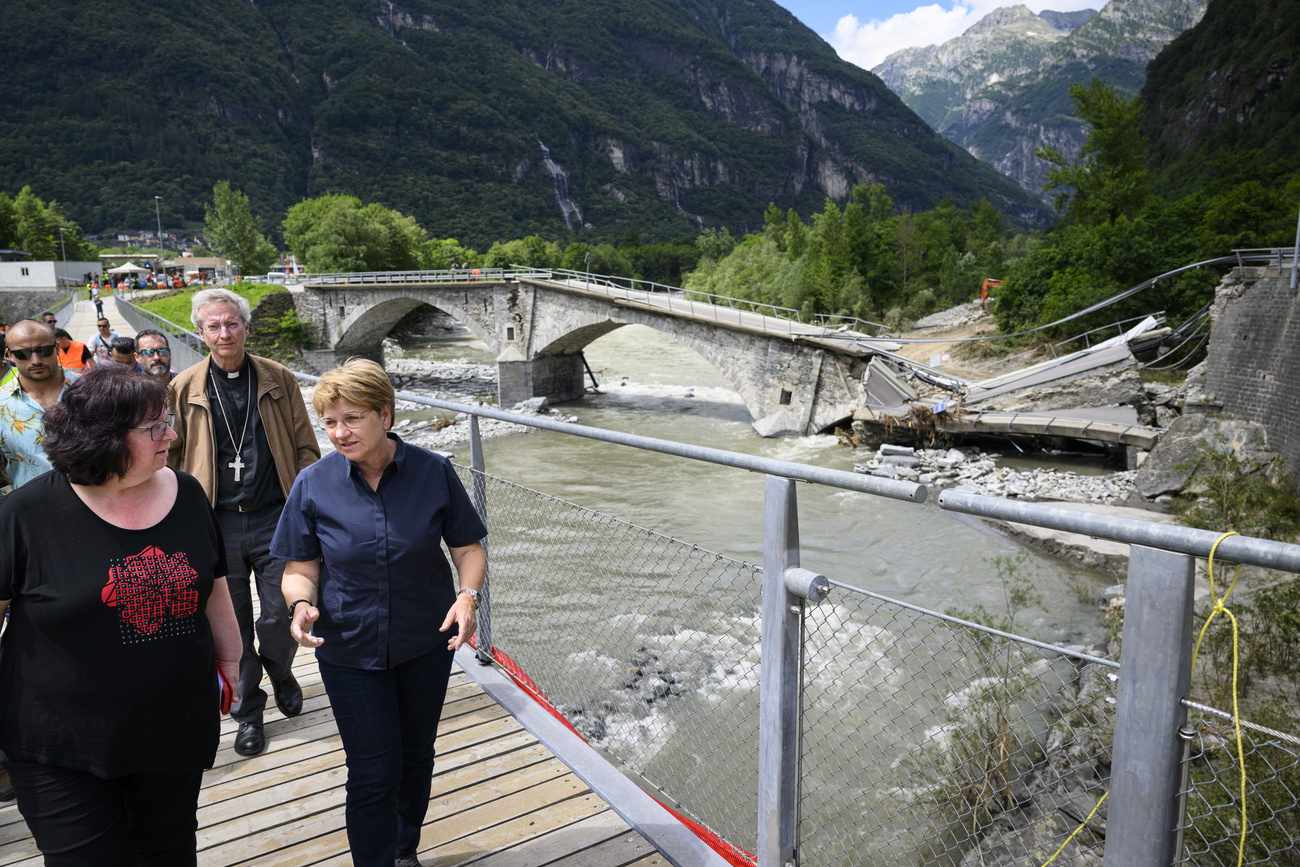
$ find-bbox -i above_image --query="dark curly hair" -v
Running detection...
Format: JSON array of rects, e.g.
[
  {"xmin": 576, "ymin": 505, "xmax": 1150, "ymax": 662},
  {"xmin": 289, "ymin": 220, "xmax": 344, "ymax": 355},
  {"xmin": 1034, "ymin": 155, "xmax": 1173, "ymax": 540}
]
[{"xmin": 43, "ymin": 367, "xmax": 171, "ymax": 485}]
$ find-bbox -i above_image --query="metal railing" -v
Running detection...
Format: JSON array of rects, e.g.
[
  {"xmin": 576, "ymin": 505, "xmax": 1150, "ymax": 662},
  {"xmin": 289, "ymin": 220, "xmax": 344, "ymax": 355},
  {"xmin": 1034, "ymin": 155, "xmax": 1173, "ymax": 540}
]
[
  {"xmin": 300, "ymin": 267, "xmax": 554, "ymax": 285},
  {"xmin": 968, "ymin": 311, "xmax": 1168, "ymax": 376},
  {"xmin": 47, "ymin": 293, "xmax": 76, "ymax": 329},
  {"xmin": 115, "ymin": 296, "xmax": 207, "ymax": 371},
  {"xmin": 289, "ymin": 372, "xmax": 1300, "ymax": 867}
]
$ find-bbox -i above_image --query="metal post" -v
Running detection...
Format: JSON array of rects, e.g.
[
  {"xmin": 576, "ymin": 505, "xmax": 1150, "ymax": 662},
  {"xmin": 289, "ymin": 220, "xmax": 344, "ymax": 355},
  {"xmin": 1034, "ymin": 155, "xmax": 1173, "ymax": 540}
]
[
  {"xmin": 1104, "ymin": 545, "xmax": 1195, "ymax": 867},
  {"xmin": 758, "ymin": 475, "xmax": 800, "ymax": 867},
  {"xmin": 468, "ymin": 415, "xmax": 493, "ymax": 665},
  {"xmin": 1290, "ymin": 203, "xmax": 1299, "ymax": 290}
]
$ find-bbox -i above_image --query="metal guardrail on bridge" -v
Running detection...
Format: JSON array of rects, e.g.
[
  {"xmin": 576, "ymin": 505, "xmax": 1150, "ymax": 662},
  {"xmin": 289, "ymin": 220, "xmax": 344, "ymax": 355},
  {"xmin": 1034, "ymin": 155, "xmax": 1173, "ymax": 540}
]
[
  {"xmin": 115, "ymin": 295, "xmax": 208, "ymax": 371},
  {"xmin": 292, "ymin": 372, "xmax": 1300, "ymax": 867}
]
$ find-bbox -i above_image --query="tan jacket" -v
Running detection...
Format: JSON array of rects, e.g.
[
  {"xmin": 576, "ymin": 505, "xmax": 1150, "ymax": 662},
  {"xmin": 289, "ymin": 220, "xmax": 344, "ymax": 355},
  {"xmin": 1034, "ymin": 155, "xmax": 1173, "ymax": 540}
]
[{"xmin": 168, "ymin": 354, "xmax": 321, "ymax": 505}]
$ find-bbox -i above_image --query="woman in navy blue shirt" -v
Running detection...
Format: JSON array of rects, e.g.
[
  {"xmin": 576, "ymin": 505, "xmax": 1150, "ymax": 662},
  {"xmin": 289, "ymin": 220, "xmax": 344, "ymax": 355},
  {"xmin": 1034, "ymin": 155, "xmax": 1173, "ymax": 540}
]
[{"xmin": 270, "ymin": 359, "xmax": 486, "ymax": 867}]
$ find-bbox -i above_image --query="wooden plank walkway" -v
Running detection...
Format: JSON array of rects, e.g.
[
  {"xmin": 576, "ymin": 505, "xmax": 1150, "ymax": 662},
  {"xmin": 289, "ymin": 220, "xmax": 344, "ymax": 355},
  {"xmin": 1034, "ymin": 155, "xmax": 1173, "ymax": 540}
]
[{"xmin": 0, "ymin": 646, "xmax": 669, "ymax": 866}]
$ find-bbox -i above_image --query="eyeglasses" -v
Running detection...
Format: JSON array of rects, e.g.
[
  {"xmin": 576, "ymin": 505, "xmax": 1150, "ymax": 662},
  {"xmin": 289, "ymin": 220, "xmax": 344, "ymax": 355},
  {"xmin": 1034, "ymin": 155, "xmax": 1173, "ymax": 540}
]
[
  {"xmin": 139, "ymin": 348, "xmax": 170, "ymax": 358},
  {"xmin": 8, "ymin": 344, "xmax": 57, "ymax": 360},
  {"xmin": 203, "ymin": 321, "xmax": 244, "ymax": 336},
  {"xmin": 132, "ymin": 413, "xmax": 176, "ymax": 441},
  {"xmin": 318, "ymin": 410, "xmax": 376, "ymax": 432},
  {"xmin": 41, "ymin": 318, "xmax": 57, "ymax": 325}
]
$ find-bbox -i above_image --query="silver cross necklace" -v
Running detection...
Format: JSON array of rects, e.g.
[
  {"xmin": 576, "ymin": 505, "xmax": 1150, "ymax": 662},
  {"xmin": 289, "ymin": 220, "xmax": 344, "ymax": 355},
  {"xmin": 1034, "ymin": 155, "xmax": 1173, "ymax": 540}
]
[{"xmin": 209, "ymin": 364, "xmax": 252, "ymax": 482}]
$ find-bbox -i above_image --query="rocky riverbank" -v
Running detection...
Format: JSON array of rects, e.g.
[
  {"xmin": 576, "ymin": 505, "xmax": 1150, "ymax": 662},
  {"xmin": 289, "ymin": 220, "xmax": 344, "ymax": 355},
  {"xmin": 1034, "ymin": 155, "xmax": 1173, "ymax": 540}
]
[
  {"xmin": 299, "ymin": 353, "xmax": 581, "ymax": 454},
  {"xmin": 855, "ymin": 444, "xmax": 1136, "ymax": 504}
]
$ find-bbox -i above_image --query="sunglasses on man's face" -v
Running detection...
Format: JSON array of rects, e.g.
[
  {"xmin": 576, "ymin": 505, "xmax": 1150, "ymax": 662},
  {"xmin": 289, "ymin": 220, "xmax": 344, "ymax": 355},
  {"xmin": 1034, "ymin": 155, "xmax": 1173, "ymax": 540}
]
[
  {"xmin": 8, "ymin": 344, "xmax": 57, "ymax": 360},
  {"xmin": 138, "ymin": 348, "xmax": 171, "ymax": 358}
]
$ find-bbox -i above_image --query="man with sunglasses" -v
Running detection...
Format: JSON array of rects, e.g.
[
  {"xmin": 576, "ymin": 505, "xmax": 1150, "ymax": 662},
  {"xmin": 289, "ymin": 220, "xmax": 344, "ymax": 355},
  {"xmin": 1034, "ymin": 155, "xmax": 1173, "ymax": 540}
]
[
  {"xmin": 89, "ymin": 318, "xmax": 119, "ymax": 368},
  {"xmin": 136, "ymin": 329, "xmax": 176, "ymax": 382},
  {"xmin": 0, "ymin": 321, "xmax": 79, "ymax": 493}
]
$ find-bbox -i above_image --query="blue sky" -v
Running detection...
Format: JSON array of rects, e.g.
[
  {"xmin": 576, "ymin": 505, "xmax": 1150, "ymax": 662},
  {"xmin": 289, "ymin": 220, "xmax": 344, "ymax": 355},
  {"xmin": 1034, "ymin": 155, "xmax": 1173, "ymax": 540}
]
[{"xmin": 777, "ymin": 0, "xmax": 1108, "ymax": 69}]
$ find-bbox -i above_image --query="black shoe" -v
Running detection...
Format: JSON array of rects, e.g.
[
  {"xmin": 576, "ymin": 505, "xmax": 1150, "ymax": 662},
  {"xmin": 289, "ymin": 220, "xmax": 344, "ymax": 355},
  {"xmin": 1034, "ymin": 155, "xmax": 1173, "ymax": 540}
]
[
  {"xmin": 0, "ymin": 767, "xmax": 14, "ymax": 802},
  {"xmin": 272, "ymin": 673, "xmax": 303, "ymax": 718},
  {"xmin": 234, "ymin": 722, "xmax": 265, "ymax": 757}
]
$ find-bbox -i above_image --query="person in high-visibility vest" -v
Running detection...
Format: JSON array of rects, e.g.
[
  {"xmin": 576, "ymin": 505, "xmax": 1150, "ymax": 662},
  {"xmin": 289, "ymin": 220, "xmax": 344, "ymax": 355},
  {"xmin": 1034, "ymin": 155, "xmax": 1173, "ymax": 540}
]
[{"xmin": 53, "ymin": 329, "xmax": 93, "ymax": 373}]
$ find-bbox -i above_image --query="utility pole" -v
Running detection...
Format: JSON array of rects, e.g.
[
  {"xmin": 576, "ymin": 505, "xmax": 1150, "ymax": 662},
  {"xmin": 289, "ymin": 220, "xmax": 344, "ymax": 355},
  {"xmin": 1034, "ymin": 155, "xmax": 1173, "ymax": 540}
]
[
  {"xmin": 57, "ymin": 227, "xmax": 68, "ymax": 289},
  {"xmin": 155, "ymin": 195, "xmax": 164, "ymax": 287}
]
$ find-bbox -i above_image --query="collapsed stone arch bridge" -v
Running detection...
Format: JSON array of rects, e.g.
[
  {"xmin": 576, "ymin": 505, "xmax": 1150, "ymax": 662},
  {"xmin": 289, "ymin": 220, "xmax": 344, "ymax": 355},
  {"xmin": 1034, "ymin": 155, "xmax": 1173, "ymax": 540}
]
[{"xmin": 295, "ymin": 272, "xmax": 907, "ymax": 437}]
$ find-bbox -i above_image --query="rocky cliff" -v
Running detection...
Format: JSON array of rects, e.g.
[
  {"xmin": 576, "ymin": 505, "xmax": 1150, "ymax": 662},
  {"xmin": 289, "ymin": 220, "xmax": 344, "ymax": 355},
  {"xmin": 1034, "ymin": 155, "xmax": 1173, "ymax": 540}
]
[
  {"xmin": 0, "ymin": 0, "xmax": 1049, "ymax": 248},
  {"xmin": 872, "ymin": 0, "xmax": 1206, "ymax": 199}
]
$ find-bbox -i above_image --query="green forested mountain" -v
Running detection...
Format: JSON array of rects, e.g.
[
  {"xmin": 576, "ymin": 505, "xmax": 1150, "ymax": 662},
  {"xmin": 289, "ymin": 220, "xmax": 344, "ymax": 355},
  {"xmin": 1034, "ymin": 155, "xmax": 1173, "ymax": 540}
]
[
  {"xmin": 0, "ymin": 0, "xmax": 1048, "ymax": 251},
  {"xmin": 873, "ymin": 0, "xmax": 1205, "ymax": 198},
  {"xmin": 1140, "ymin": 0, "xmax": 1300, "ymax": 196}
]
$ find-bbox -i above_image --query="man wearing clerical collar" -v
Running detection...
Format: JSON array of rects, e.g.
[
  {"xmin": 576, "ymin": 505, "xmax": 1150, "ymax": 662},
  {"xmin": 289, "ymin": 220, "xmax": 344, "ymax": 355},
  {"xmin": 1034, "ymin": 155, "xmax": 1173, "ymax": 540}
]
[{"xmin": 168, "ymin": 289, "xmax": 321, "ymax": 757}]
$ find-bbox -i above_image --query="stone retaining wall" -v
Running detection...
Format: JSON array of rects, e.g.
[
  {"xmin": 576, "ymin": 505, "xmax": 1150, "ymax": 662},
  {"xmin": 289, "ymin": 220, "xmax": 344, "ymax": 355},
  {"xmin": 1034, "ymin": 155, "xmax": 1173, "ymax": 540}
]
[{"xmin": 1202, "ymin": 267, "xmax": 1300, "ymax": 488}]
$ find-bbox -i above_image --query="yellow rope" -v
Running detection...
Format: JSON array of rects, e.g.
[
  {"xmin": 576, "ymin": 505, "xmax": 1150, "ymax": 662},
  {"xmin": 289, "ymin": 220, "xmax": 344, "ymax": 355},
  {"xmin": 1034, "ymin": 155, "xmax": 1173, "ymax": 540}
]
[
  {"xmin": 1039, "ymin": 791, "xmax": 1108, "ymax": 867},
  {"xmin": 1190, "ymin": 531, "xmax": 1247, "ymax": 867},
  {"xmin": 1040, "ymin": 531, "xmax": 1249, "ymax": 867}
]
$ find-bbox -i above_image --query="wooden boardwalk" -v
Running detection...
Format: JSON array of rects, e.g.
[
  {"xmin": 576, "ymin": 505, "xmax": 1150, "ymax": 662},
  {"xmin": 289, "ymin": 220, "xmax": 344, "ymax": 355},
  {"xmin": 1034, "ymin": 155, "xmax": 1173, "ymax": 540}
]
[{"xmin": 0, "ymin": 647, "xmax": 668, "ymax": 866}]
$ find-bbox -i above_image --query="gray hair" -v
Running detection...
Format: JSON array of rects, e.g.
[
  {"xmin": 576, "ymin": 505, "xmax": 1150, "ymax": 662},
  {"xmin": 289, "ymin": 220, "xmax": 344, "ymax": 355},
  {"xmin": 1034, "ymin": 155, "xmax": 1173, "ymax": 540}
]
[{"xmin": 190, "ymin": 288, "xmax": 251, "ymax": 330}]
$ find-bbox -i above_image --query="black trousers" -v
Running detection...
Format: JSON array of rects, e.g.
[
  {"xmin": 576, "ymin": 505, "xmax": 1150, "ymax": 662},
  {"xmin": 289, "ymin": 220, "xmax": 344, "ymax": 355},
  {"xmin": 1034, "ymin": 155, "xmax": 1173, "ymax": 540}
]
[
  {"xmin": 7, "ymin": 759, "xmax": 203, "ymax": 866},
  {"xmin": 215, "ymin": 502, "xmax": 299, "ymax": 725}
]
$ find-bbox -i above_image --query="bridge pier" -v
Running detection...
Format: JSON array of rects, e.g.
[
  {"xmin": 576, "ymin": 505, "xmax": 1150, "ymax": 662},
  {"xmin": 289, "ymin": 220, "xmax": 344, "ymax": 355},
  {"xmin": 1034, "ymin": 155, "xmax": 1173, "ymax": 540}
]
[
  {"xmin": 498, "ymin": 354, "xmax": 585, "ymax": 409},
  {"xmin": 299, "ymin": 345, "xmax": 384, "ymax": 374}
]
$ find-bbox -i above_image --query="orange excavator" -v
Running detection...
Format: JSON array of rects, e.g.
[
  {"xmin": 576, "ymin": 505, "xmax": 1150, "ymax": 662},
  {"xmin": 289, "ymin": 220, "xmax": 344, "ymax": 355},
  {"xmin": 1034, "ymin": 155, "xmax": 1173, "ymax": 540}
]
[{"xmin": 980, "ymin": 277, "xmax": 1004, "ymax": 311}]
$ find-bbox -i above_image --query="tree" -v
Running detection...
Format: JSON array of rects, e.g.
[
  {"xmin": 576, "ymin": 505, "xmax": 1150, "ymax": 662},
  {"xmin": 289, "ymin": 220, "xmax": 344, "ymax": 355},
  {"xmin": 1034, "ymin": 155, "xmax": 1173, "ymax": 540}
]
[
  {"xmin": 205, "ymin": 182, "xmax": 277, "ymax": 276},
  {"xmin": 1036, "ymin": 78, "xmax": 1149, "ymax": 225},
  {"xmin": 282, "ymin": 194, "xmax": 429, "ymax": 273}
]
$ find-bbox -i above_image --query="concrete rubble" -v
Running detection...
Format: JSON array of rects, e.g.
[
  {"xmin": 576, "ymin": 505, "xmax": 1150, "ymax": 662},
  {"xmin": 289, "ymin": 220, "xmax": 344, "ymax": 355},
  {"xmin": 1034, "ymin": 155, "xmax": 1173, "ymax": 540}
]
[{"xmin": 854, "ymin": 445, "xmax": 1137, "ymax": 504}]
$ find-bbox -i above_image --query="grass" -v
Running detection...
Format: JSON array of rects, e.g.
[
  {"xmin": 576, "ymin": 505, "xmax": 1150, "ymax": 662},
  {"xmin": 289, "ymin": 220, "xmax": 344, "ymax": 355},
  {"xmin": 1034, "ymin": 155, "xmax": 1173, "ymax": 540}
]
[
  {"xmin": 137, "ymin": 283, "xmax": 285, "ymax": 330},
  {"xmin": 1138, "ymin": 368, "xmax": 1187, "ymax": 386}
]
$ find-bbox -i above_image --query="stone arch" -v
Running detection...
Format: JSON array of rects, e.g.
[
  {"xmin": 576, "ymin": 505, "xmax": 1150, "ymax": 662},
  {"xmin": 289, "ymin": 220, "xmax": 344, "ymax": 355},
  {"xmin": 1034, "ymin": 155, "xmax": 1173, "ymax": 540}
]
[
  {"xmin": 333, "ymin": 293, "xmax": 496, "ymax": 356},
  {"xmin": 532, "ymin": 317, "xmax": 766, "ymax": 421}
]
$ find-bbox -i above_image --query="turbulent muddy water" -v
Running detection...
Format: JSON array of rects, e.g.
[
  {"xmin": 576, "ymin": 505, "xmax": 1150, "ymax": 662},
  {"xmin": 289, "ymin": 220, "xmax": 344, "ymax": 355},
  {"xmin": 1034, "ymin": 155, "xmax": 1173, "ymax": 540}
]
[{"xmin": 395, "ymin": 321, "xmax": 1113, "ymax": 864}]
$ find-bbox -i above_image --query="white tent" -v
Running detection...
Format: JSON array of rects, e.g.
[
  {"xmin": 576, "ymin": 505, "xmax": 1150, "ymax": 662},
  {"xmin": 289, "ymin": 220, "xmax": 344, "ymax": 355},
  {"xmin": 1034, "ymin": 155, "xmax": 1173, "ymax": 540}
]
[{"xmin": 105, "ymin": 261, "xmax": 152, "ymax": 274}]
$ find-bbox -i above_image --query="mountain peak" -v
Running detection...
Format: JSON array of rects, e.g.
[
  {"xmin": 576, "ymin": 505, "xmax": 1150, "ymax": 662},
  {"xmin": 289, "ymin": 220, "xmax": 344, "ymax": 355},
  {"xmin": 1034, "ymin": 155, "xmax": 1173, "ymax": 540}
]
[{"xmin": 873, "ymin": 0, "xmax": 1205, "ymax": 197}]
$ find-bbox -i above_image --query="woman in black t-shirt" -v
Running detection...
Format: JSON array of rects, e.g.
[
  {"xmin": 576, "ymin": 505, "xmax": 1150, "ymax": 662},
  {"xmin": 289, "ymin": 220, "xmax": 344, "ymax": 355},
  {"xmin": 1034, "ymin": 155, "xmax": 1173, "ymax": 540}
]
[{"xmin": 0, "ymin": 367, "xmax": 242, "ymax": 866}]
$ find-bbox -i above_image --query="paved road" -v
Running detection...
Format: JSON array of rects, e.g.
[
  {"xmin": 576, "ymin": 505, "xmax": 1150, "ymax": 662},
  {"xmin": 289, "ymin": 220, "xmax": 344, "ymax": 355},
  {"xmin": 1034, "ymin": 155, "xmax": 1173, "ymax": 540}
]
[{"xmin": 64, "ymin": 295, "xmax": 136, "ymax": 345}]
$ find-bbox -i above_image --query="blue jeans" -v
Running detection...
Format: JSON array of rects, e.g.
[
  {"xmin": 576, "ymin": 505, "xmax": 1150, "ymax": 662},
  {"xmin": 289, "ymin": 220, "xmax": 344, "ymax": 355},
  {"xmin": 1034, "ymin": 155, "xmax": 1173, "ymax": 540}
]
[
  {"xmin": 319, "ymin": 645, "xmax": 455, "ymax": 867},
  {"xmin": 216, "ymin": 502, "xmax": 298, "ymax": 725}
]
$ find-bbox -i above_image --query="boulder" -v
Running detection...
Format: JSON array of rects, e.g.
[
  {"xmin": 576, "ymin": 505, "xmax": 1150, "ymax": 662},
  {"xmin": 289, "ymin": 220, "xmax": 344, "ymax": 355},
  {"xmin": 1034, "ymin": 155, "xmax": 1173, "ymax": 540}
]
[
  {"xmin": 512, "ymin": 396, "xmax": 550, "ymax": 414},
  {"xmin": 752, "ymin": 409, "xmax": 802, "ymax": 438},
  {"xmin": 1132, "ymin": 415, "xmax": 1274, "ymax": 498}
]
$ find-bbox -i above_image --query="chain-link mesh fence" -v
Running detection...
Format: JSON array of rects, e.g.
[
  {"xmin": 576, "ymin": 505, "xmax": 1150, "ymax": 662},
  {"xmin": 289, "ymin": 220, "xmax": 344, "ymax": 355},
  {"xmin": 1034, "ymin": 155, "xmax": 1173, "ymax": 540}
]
[
  {"xmin": 1178, "ymin": 700, "xmax": 1300, "ymax": 867},
  {"xmin": 455, "ymin": 465, "xmax": 764, "ymax": 856},
  {"xmin": 797, "ymin": 583, "xmax": 1116, "ymax": 867}
]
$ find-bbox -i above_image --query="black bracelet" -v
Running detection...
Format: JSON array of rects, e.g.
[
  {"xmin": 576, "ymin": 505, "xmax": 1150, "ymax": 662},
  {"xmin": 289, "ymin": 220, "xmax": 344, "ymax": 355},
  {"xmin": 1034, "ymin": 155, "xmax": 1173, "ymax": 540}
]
[{"xmin": 288, "ymin": 598, "xmax": 313, "ymax": 618}]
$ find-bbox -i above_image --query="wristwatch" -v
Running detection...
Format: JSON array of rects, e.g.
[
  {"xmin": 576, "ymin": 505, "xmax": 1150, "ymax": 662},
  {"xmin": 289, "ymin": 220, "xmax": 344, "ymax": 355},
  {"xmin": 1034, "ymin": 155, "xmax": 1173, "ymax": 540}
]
[{"xmin": 458, "ymin": 588, "xmax": 482, "ymax": 609}]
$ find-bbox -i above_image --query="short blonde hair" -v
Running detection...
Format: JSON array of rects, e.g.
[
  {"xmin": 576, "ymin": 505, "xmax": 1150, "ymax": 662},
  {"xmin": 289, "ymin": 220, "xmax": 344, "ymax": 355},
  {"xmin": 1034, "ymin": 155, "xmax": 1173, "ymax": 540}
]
[
  {"xmin": 190, "ymin": 288, "xmax": 251, "ymax": 330},
  {"xmin": 313, "ymin": 358, "xmax": 396, "ymax": 422}
]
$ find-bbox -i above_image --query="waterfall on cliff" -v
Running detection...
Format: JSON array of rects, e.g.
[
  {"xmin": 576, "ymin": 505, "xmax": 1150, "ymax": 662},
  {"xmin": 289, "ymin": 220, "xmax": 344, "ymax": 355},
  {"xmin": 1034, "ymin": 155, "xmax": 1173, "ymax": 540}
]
[{"xmin": 538, "ymin": 141, "xmax": 583, "ymax": 232}]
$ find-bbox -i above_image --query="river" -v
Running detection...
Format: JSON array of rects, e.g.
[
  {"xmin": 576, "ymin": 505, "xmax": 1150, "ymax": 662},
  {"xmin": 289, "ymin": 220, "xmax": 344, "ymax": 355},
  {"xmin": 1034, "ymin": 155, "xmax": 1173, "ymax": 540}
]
[
  {"xmin": 398, "ymin": 321, "xmax": 1110, "ymax": 634},
  {"xmin": 395, "ymin": 321, "xmax": 1113, "ymax": 864}
]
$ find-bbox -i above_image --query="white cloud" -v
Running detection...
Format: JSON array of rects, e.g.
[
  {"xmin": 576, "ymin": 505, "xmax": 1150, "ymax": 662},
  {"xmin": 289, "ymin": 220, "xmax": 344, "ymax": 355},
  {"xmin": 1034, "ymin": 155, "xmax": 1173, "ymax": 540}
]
[{"xmin": 829, "ymin": 0, "xmax": 1104, "ymax": 71}]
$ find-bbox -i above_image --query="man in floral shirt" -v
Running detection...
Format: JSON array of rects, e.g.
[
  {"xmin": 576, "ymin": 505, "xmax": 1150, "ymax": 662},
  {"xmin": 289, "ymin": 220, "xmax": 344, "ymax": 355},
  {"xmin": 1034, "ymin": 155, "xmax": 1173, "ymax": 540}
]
[{"xmin": 0, "ymin": 320, "xmax": 79, "ymax": 495}]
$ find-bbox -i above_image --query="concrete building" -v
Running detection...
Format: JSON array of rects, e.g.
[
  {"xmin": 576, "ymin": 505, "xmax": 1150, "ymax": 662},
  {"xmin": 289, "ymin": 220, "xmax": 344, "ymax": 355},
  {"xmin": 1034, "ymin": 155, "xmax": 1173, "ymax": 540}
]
[{"xmin": 0, "ymin": 258, "xmax": 103, "ymax": 324}]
